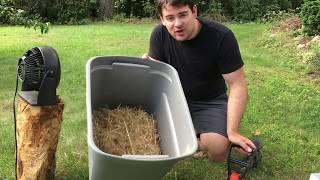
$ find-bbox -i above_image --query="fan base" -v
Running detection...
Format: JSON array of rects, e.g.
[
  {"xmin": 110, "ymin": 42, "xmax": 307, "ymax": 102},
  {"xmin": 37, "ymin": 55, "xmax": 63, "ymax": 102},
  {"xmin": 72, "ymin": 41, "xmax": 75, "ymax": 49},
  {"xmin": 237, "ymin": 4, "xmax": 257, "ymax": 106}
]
[{"xmin": 19, "ymin": 91, "xmax": 39, "ymax": 106}]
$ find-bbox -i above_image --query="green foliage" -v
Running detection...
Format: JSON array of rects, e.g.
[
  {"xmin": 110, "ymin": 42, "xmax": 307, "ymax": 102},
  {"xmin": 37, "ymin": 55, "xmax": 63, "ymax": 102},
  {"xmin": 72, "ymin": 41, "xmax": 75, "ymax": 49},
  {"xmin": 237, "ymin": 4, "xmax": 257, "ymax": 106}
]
[
  {"xmin": 262, "ymin": 9, "xmax": 296, "ymax": 23},
  {"xmin": 205, "ymin": 1, "xmax": 225, "ymax": 21},
  {"xmin": 4, "ymin": 0, "xmax": 305, "ymax": 22},
  {"xmin": 14, "ymin": 0, "xmax": 92, "ymax": 24},
  {"xmin": 0, "ymin": 1, "xmax": 25, "ymax": 24},
  {"xmin": 57, "ymin": 0, "xmax": 92, "ymax": 24},
  {"xmin": 290, "ymin": 0, "xmax": 303, "ymax": 9},
  {"xmin": 0, "ymin": 1, "xmax": 49, "ymax": 34},
  {"xmin": 304, "ymin": 44, "xmax": 320, "ymax": 70},
  {"xmin": 231, "ymin": 0, "xmax": 261, "ymax": 22},
  {"xmin": 278, "ymin": 0, "xmax": 293, "ymax": 10},
  {"xmin": 300, "ymin": 0, "xmax": 320, "ymax": 35},
  {"xmin": 199, "ymin": 0, "xmax": 227, "ymax": 22},
  {"xmin": 114, "ymin": 0, "xmax": 156, "ymax": 18},
  {"xmin": 26, "ymin": 19, "xmax": 50, "ymax": 34}
]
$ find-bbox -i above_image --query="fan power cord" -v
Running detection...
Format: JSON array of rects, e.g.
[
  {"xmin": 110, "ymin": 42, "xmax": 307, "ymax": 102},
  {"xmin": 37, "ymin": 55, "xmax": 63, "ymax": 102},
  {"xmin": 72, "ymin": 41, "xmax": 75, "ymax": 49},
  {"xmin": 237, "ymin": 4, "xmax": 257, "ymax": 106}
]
[{"xmin": 13, "ymin": 70, "xmax": 18, "ymax": 179}]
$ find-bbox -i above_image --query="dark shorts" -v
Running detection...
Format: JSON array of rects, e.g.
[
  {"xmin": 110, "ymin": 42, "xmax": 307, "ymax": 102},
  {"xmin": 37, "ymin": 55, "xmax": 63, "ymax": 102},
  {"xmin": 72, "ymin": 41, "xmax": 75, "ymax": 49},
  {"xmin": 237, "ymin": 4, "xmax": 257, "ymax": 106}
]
[{"xmin": 187, "ymin": 93, "xmax": 228, "ymax": 138}]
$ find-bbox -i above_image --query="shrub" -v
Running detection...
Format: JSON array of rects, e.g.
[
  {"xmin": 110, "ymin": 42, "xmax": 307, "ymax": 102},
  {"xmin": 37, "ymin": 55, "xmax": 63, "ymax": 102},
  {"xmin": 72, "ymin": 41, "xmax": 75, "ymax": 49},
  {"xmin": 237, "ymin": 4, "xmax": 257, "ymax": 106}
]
[
  {"xmin": 203, "ymin": 0, "xmax": 227, "ymax": 22},
  {"xmin": 290, "ymin": 0, "xmax": 303, "ymax": 9},
  {"xmin": 54, "ymin": 0, "xmax": 91, "ymax": 24},
  {"xmin": 0, "ymin": 0, "xmax": 24, "ymax": 24},
  {"xmin": 258, "ymin": 0, "xmax": 280, "ymax": 16},
  {"xmin": 262, "ymin": 9, "xmax": 296, "ymax": 23},
  {"xmin": 114, "ymin": 0, "xmax": 156, "ymax": 18},
  {"xmin": 305, "ymin": 44, "xmax": 320, "ymax": 70},
  {"xmin": 14, "ymin": 0, "xmax": 92, "ymax": 24},
  {"xmin": 300, "ymin": 0, "xmax": 320, "ymax": 35},
  {"xmin": 0, "ymin": 1, "xmax": 49, "ymax": 33},
  {"xmin": 278, "ymin": 0, "xmax": 292, "ymax": 10},
  {"xmin": 232, "ymin": 0, "xmax": 261, "ymax": 22}
]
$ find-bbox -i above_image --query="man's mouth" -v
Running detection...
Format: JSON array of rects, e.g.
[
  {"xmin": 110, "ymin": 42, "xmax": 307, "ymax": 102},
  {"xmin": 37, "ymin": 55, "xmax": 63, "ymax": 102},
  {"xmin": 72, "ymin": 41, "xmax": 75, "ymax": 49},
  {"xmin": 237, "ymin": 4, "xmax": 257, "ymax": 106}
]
[{"xmin": 175, "ymin": 29, "xmax": 184, "ymax": 35}]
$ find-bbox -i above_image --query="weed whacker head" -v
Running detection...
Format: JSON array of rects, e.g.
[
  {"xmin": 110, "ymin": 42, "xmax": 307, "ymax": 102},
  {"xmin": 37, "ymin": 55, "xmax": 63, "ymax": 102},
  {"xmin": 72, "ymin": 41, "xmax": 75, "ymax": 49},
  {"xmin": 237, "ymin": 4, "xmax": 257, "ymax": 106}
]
[{"xmin": 227, "ymin": 139, "xmax": 263, "ymax": 180}]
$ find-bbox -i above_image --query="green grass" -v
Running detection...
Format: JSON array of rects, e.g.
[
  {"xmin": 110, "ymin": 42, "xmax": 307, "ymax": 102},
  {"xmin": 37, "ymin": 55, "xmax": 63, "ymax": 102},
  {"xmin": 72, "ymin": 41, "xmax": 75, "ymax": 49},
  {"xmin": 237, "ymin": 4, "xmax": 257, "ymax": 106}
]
[{"xmin": 1, "ymin": 22, "xmax": 319, "ymax": 179}]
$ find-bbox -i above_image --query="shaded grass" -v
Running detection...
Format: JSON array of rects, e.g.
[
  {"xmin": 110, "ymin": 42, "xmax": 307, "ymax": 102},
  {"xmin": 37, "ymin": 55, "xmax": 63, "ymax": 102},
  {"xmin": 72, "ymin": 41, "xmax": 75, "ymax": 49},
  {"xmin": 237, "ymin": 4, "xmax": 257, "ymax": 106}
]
[{"xmin": 1, "ymin": 22, "xmax": 319, "ymax": 179}]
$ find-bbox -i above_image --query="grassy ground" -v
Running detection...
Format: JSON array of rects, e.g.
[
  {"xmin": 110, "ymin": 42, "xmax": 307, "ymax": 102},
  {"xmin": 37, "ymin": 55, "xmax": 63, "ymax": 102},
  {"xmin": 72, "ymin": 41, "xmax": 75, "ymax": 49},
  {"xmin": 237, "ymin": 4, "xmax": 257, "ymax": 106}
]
[{"xmin": 0, "ymin": 22, "xmax": 319, "ymax": 179}]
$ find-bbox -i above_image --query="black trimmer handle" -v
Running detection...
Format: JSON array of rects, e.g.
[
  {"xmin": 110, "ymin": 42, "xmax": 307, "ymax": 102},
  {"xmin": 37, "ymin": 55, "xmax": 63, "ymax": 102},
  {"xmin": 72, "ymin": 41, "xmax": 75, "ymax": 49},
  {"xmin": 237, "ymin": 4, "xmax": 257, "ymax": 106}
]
[{"xmin": 227, "ymin": 138, "xmax": 263, "ymax": 180}]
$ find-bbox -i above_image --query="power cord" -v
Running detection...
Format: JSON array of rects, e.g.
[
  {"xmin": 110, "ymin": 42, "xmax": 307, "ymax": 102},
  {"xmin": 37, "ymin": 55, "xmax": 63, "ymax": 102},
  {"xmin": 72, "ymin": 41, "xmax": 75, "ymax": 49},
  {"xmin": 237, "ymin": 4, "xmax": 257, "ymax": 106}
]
[{"xmin": 13, "ymin": 66, "xmax": 19, "ymax": 180}]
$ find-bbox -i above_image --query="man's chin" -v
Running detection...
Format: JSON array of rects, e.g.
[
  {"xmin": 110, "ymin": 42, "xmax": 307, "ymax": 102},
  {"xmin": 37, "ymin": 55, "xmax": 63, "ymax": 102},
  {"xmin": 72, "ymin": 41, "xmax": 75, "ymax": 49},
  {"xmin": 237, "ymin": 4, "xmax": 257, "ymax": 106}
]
[{"xmin": 174, "ymin": 35, "xmax": 187, "ymax": 41}]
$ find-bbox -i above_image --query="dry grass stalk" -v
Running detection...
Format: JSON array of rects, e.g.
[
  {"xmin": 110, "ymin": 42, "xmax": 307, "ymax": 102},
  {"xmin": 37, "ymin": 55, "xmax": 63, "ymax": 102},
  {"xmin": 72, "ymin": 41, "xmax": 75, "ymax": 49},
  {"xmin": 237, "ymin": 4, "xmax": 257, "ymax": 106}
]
[
  {"xmin": 272, "ymin": 16, "xmax": 302, "ymax": 33},
  {"xmin": 93, "ymin": 106, "xmax": 161, "ymax": 155}
]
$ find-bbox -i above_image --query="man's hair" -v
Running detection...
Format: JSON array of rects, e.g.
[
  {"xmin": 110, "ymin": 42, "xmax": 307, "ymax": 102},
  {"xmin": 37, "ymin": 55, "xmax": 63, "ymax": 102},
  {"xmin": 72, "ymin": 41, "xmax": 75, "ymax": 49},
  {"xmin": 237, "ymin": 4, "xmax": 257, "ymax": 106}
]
[{"xmin": 155, "ymin": 0, "xmax": 195, "ymax": 16}]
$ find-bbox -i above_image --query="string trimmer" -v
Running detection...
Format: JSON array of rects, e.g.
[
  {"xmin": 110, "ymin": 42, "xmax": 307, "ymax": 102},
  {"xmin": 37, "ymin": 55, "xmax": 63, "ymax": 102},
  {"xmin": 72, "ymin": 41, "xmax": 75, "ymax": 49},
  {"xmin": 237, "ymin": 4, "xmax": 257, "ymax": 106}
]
[{"xmin": 227, "ymin": 139, "xmax": 263, "ymax": 180}]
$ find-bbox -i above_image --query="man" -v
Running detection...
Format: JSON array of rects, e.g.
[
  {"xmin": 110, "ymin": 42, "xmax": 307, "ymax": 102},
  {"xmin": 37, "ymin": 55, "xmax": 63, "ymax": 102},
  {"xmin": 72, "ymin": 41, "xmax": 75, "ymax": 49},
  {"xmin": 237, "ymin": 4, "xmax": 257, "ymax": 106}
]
[{"xmin": 143, "ymin": 0, "xmax": 255, "ymax": 162}]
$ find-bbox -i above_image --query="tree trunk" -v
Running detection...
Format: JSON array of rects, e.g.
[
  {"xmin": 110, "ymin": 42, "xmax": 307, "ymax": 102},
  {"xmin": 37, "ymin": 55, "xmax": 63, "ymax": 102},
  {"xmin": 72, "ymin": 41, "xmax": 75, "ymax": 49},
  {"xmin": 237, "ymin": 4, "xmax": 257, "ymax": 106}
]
[
  {"xmin": 16, "ymin": 97, "xmax": 64, "ymax": 180},
  {"xmin": 97, "ymin": 0, "xmax": 115, "ymax": 20}
]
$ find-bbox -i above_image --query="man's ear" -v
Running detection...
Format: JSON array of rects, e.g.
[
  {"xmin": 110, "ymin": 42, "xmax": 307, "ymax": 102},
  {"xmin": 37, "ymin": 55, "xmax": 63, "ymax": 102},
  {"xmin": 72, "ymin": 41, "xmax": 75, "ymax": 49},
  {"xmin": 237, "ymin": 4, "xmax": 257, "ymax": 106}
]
[
  {"xmin": 192, "ymin": 5, "xmax": 198, "ymax": 17},
  {"xmin": 160, "ymin": 16, "xmax": 166, "ymax": 26}
]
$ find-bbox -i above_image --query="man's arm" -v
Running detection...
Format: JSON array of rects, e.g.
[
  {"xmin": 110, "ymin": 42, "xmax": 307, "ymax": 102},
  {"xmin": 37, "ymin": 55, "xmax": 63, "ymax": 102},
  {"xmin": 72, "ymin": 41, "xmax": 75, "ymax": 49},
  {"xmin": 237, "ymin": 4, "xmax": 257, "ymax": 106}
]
[{"xmin": 222, "ymin": 67, "xmax": 256, "ymax": 152}]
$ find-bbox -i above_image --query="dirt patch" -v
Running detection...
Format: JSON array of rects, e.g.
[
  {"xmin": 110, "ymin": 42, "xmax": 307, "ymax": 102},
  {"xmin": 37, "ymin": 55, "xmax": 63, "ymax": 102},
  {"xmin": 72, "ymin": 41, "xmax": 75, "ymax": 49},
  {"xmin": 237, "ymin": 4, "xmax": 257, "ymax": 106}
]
[
  {"xmin": 272, "ymin": 16, "xmax": 302, "ymax": 33},
  {"xmin": 298, "ymin": 36, "xmax": 313, "ymax": 45},
  {"xmin": 32, "ymin": 35, "xmax": 47, "ymax": 40},
  {"xmin": 93, "ymin": 106, "xmax": 161, "ymax": 155},
  {"xmin": 307, "ymin": 70, "xmax": 320, "ymax": 79}
]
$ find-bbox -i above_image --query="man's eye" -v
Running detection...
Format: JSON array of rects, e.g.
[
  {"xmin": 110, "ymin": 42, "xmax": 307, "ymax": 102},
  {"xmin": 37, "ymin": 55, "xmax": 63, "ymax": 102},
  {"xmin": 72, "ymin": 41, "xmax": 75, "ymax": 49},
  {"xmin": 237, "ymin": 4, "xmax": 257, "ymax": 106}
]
[
  {"xmin": 180, "ymin": 13, "xmax": 187, "ymax": 18},
  {"xmin": 166, "ymin": 17, "xmax": 174, "ymax": 21}
]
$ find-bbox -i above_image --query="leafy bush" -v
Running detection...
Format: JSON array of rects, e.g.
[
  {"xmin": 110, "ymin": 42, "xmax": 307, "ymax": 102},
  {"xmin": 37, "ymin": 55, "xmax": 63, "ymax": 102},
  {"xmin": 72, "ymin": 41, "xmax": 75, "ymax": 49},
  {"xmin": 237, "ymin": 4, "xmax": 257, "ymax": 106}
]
[
  {"xmin": 304, "ymin": 44, "xmax": 320, "ymax": 70},
  {"xmin": 14, "ymin": 0, "xmax": 92, "ymax": 24},
  {"xmin": 300, "ymin": 0, "xmax": 320, "ymax": 35},
  {"xmin": 114, "ymin": 0, "xmax": 155, "ymax": 18},
  {"xmin": 0, "ymin": 1, "xmax": 49, "ymax": 33},
  {"xmin": 0, "ymin": 0, "xmax": 24, "ymax": 24},
  {"xmin": 201, "ymin": 0, "xmax": 227, "ymax": 22},
  {"xmin": 278, "ymin": 0, "xmax": 292, "ymax": 10},
  {"xmin": 262, "ymin": 9, "xmax": 296, "ymax": 23},
  {"xmin": 290, "ymin": 0, "xmax": 303, "ymax": 9},
  {"xmin": 232, "ymin": 0, "xmax": 261, "ymax": 22},
  {"xmin": 55, "ymin": 0, "xmax": 91, "ymax": 24}
]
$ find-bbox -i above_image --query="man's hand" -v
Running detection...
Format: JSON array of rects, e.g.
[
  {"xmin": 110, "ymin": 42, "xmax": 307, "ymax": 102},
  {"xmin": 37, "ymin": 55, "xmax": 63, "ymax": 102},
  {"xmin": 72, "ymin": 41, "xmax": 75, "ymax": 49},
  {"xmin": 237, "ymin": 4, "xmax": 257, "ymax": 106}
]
[
  {"xmin": 223, "ymin": 67, "xmax": 254, "ymax": 153},
  {"xmin": 228, "ymin": 132, "xmax": 256, "ymax": 153},
  {"xmin": 142, "ymin": 53, "xmax": 149, "ymax": 59},
  {"xmin": 142, "ymin": 53, "xmax": 157, "ymax": 61}
]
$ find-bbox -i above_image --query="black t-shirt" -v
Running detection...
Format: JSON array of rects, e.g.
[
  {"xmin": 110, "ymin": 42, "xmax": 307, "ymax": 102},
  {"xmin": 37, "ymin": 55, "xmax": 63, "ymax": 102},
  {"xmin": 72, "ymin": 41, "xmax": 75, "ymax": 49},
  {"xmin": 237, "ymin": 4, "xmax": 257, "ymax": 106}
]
[{"xmin": 148, "ymin": 18, "xmax": 243, "ymax": 100}]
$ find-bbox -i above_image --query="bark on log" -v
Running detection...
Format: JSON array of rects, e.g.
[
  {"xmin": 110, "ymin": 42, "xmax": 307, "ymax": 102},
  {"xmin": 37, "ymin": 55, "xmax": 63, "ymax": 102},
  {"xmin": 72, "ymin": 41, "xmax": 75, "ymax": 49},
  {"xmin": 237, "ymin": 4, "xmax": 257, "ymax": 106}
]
[{"xmin": 16, "ymin": 97, "xmax": 64, "ymax": 180}]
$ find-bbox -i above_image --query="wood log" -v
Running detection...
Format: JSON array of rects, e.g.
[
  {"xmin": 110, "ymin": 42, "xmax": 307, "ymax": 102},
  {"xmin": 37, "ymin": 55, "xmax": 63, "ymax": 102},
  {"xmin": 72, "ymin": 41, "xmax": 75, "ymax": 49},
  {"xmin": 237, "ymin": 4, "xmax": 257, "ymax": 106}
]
[{"xmin": 16, "ymin": 97, "xmax": 64, "ymax": 180}]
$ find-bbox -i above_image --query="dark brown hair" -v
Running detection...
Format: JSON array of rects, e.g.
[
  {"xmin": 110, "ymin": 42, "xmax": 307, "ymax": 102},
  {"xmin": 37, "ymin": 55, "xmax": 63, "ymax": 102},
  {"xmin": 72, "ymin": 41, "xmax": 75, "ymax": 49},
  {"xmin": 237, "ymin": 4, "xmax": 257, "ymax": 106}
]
[{"xmin": 155, "ymin": 0, "xmax": 195, "ymax": 16}]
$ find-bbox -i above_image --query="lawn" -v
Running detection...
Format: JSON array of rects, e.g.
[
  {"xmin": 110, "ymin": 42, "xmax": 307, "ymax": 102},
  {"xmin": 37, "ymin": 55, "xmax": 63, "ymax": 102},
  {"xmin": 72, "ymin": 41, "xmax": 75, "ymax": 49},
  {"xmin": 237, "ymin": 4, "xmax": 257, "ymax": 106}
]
[{"xmin": 0, "ymin": 22, "xmax": 319, "ymax": 179}]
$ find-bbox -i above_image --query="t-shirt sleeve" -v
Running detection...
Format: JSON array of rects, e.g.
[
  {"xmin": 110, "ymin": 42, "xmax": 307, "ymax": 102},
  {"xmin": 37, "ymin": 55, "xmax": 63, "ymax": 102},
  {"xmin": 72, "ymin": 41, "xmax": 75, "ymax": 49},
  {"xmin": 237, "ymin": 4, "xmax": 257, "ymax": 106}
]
[
  {"xmin": 148, "ymin": 25, "xmax": 165, "ymax": 62},
  {"xmin": 216, "ymin": 31, "xmax": 244, "ymax": 74}
]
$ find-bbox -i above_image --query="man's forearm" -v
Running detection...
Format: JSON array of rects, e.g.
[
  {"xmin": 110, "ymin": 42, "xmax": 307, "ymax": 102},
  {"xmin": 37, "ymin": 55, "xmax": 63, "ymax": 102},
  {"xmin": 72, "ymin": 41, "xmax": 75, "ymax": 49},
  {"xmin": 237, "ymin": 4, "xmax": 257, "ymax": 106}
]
[{"xmin": 226, "ymin": 83, "xmax": 248, "ymax": 136}]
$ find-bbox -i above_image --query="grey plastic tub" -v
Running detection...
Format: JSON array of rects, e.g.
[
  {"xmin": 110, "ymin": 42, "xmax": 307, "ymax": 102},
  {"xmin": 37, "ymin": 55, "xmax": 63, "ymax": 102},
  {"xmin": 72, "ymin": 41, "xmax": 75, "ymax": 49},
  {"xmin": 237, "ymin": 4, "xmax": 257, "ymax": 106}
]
[{"xmin": 86, "ymin": 56, "xmax": 197, "ymax": 180}]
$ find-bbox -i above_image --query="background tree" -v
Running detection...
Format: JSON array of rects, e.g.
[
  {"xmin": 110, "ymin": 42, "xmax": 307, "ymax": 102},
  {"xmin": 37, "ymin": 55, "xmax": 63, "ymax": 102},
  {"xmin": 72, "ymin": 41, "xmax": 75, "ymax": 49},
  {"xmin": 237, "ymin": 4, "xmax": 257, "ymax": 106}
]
[{"xmin": 97, "ymin": 0, "xmax": 114, "ymax": 20}]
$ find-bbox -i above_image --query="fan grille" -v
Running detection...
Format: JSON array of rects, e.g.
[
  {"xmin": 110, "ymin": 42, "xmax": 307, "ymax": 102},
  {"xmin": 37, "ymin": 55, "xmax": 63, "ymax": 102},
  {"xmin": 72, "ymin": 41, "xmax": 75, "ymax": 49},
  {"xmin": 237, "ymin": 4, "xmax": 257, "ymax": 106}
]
[{"xmin": 18, "ymin": 48, "xmax": 45, "ymax": 90}]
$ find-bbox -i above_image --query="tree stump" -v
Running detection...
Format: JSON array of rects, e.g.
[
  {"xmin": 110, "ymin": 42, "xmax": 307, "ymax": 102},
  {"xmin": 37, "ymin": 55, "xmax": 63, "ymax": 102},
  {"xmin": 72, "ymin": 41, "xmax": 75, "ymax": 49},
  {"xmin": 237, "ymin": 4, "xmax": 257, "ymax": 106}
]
[{"xmin": 16, "ymin": 97, "xmax": 64, "ymax": 180}]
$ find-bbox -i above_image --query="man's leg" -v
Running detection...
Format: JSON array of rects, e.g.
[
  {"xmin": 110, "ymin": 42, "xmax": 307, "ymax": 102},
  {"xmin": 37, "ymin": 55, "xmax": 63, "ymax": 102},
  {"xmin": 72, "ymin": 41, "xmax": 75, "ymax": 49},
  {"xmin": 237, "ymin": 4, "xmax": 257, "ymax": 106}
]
[
  {"xmin": 188, "ymin": 94, "xmax": 229, "ymax": 162},
  {"xmin": 199, "ymin": 132, "xmax": 230, "ymax": 162}
]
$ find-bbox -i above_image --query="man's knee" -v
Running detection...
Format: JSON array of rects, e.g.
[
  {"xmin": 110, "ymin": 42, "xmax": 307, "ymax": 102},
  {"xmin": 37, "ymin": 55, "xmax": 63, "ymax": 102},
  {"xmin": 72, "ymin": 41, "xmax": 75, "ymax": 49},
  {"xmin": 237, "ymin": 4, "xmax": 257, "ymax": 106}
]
[{"xmin": 199, "ymin": 133, "xmax": 230, "ymax": 162}]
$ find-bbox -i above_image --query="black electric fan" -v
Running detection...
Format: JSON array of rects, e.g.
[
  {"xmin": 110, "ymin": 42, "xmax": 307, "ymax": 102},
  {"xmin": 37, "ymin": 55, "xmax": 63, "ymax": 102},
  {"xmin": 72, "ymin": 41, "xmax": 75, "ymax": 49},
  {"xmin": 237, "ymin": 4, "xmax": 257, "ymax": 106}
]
[
  {"xmin": 13, "ymin": 46, "xmax": 61, "ymax": 179},
  {"xmin": 17, "ymin": 46, "xmax": 61, "ymax": 106}
]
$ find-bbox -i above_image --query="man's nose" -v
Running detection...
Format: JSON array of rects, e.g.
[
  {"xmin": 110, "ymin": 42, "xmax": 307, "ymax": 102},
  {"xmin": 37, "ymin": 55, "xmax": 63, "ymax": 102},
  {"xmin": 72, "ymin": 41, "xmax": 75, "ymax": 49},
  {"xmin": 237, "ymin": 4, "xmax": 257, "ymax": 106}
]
[{"xmin": 174, "ymin": 18, "xmax": 183, "ymax": 27}]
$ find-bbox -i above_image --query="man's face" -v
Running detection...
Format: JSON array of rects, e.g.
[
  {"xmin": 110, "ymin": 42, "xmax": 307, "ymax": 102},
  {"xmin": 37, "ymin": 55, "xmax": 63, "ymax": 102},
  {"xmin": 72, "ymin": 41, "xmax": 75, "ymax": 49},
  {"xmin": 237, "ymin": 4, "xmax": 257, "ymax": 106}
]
[{"xmin": 160, "ymin": 4, "xmax": 198, "ymax": 41}]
